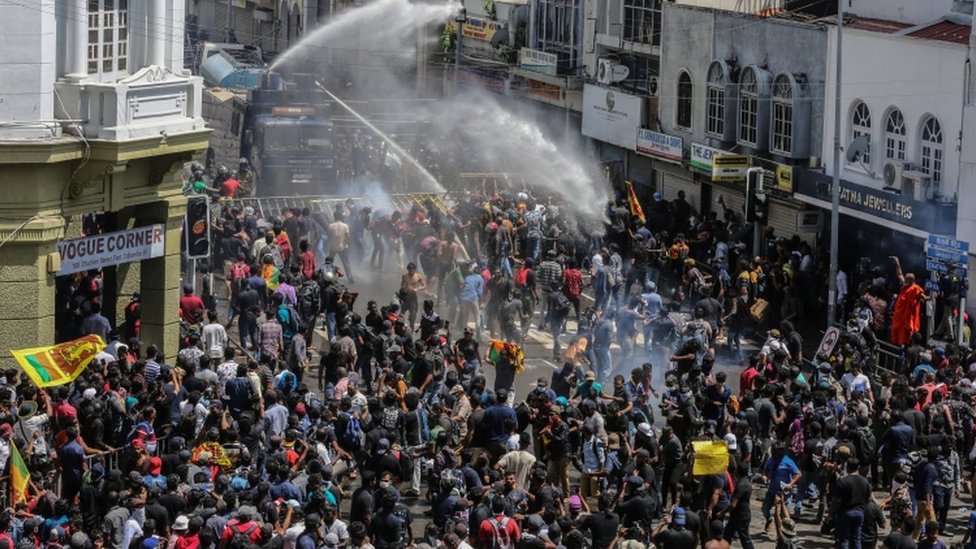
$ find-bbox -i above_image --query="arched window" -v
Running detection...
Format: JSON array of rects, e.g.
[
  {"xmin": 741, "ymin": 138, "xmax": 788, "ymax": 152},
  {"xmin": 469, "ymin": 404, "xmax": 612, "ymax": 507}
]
[
  {"xmin": 706, "ymin": 62, "xmax": 726, "ymax": 137},
  {"xmin": 850, "ymin": 100, "xmax": 871, "ymax": 165},
  {"xmin": 919, "ymin": 115, "xmax": 943, "ymax": 183},
  {"xmin": 676, "ymin": 70, "xmax": 693, "ymax": 129},
  {"xmin": 771, "ymin": 74, "xmax": 795, "ymax": 155},
  {"xmin": 738, "ymin": 68, "xmax": 759, "ymax": 145},
  {"xmin": 884, "ymin": 108, "xmax": 907, "ymax": 161}
]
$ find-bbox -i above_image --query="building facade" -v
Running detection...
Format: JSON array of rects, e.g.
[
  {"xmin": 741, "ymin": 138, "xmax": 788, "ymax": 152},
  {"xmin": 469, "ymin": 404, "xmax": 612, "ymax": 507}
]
[{"xmin": 0, "ymin": 0, "xmax": 209, "ymax": 367}]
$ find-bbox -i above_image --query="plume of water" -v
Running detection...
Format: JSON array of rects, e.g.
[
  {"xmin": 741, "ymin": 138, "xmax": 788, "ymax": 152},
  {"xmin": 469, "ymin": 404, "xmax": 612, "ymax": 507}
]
[
  {"xmin": 421, "ymin": 91, "xmax": 610, "ymax": 221},
  {"xmin": 269, "ymin": 0, "xmax": 459, "ymax": 72}
]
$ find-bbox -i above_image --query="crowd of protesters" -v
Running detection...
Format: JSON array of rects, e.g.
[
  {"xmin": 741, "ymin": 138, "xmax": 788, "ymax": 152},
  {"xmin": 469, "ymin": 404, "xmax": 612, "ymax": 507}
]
[{"xmin": 32, "ymin": 174, "xmax": 976, "ymax": 549}]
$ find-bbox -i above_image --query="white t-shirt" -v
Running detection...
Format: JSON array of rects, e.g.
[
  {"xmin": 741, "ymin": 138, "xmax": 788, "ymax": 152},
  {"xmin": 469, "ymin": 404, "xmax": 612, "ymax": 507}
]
[{"xmin": 841, "ymin": 372, "xmax": 870, "ymax": 399}]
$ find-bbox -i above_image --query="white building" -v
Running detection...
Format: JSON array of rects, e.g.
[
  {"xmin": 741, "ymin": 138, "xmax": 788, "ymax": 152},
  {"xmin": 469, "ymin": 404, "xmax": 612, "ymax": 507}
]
[{"xmin": 799, "ymin": 5, "xmax": 976, "ymax": 306}]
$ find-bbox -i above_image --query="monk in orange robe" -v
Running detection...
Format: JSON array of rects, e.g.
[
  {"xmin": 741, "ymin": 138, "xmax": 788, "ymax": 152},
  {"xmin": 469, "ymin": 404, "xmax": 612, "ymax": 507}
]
[{"xmin": 889, "ymin": 256, "xmax": 931, "ymax": 346}]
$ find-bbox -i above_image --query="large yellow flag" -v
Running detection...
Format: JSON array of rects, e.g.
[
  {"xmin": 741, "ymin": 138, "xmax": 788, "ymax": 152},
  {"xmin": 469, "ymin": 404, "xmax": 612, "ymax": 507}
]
[
  {"xmin": 692, "ymin": 440, "xmax": 730, "ymax": 475},
  {"xmin": 10, "ymin": 335, "xmax": 105, "ymax": 388},
  {"xmin": 10, "ymin": 442, "xmax": 29, "ymax": 504},
  {"xmin": 626, "ymin": 181, "xmax": 646, "ymax": 225}
]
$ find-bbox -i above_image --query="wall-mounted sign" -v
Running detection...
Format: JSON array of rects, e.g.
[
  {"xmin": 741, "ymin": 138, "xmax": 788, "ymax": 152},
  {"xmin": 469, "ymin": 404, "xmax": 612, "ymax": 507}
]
[
  {"xmin": 57, "ymin": 224, "xmax": 166, "ymax": 276},
  {"xmin": 776, "ymin": 164, "xmax": 794, "ymax": 193},
  {"xmin": 711, "ymin": 154, "xmax": 750, "ymax": 182},
  {"xmin": 690, "ymin": 142, "xmax": 732, "ymax": 173},
  {"xmin": 581, "ymin": 84, "xmax": 644, "ymax": 151},
  {"xmin": 527, "ymin": 79, "xmax": 562, "ymax": 101},
  {"xmin": 794, "ymin": 168, "xmax": 958, "ymax": 235},
  {"xmin": 519, "ymin": 48, "xmax": 558, "ymax": 76},
  {"xmin": 462, "ymin": 17, "xmax": 504, "ymax": 42},
  {"xmin": 636, "ymin": 129, "xmax": 683, "ymax": 165}
]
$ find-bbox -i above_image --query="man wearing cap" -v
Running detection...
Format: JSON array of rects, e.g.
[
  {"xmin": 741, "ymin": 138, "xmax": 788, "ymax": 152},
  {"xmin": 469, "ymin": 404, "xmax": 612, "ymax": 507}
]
[
  {"xmin": 179, "ymin": 285, "xmax": 206, "ymax": 326},
  {"xmin": 144, "ymin": 457, "xmax": 166, "ymax": 491},
  {"xmin": 652, "ymin": 507, "xmax": 695, "ymax": 549}
]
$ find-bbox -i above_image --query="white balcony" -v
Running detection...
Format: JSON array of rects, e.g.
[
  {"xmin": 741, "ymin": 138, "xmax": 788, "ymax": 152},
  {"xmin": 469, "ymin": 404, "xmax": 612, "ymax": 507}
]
[{"xmin": 55, "ymin": 65, "xmax": 206, "ymax": 141}]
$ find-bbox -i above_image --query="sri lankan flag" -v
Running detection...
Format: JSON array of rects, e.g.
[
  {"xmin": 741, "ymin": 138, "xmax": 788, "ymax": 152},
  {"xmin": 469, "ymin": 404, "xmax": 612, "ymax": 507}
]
[
  {"xmin": 10, "ymin": 441, "xmax": 29, "ymax": 504},
  {"xmin": 626, "ymin": 180, "xmax": 646, "ymax": 225},
  {"xmin": 10, "ymin": 334, "xmax": 105, "ymax": 388},
  {"xmin": 487, "ymin": 339, "xmax": 525, "ymax": 374}
]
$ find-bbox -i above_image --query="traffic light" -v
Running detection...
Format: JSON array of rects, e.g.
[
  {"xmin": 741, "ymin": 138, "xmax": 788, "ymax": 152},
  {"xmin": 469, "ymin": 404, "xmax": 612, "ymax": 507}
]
[
  {"xmin": 185, "ymin": 196, "xmax": 211, "ymax": 259},
  {"xmin": 745, "ymin": 168, "xmax": 769, "ymax": 224}
]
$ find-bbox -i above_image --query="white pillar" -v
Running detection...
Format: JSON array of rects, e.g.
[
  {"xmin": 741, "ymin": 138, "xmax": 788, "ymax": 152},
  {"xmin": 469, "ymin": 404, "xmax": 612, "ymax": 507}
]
[
  {"xmin": 66, "ymin": 0, "xmax": 88, "ymax": 79},
  {"xmin": 148, "ymin": 0, "xmax": 166, "ymax": 66}
]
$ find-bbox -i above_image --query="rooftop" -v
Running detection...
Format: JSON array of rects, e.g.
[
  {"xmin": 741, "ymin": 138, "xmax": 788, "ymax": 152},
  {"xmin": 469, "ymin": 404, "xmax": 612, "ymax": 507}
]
[
  {"xmin": 906, "ymin": 20, "xmax": 972, "ymax": 44},
  {"xmin": 845, "ymin": 16, "xmax": 913, "ymax": 33}
]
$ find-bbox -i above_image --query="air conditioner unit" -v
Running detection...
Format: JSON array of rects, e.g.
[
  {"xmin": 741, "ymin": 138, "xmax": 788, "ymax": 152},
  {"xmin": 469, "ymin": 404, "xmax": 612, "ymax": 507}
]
[
  {"xmin": 648, "ymin": 75, "xmax": 659, "ymax": 96},
  {"xmin": 596, "ymin": 59, "xmax": 614, "ymax": 85},
  {"xmin": 902, "ymin": 170, "xmax": 935, "ymax": 201},
  {"xmin": 881, "ymin": 159, "xmax": 905, "ymax": 188}
]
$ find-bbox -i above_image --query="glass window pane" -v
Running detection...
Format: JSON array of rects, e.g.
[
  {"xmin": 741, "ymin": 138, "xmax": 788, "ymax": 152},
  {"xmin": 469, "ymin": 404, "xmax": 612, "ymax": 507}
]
[
  {"xmin": 103, "ymin": 58, "xmax": 112, "ymax": 72},
  {"xmin": 118, "ymin": 57, "xmax": 126, "ymax": 71},
  {"xmin": 104, "ymin": 29, "xmax": 113, "ymax": 42}
]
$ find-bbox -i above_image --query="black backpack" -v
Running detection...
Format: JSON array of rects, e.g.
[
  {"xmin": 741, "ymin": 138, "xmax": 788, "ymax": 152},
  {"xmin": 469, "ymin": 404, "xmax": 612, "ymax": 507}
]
[
  {"xmin": 229, "ymin": 523, "xmax": 259, "ymax": 549},
  {"xmin": 297, "ymin": 282, "xmax": 321, "ymax": 320}
]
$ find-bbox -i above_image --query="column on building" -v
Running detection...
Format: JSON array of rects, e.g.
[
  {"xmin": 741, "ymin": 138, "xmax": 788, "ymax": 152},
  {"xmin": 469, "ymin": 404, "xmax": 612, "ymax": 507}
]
[
  {"xmin": 124, "ymin": 197, "xmax": 186, "ymax": 356},
  {"xmin": 147, "ymin": 0, "xmax": 167, "ymax": 67},
  {"xmin": 0, "ymin": 217, "xmax": 66, "ymax": 367},
  {"xmin": 66, "ymin": 0, "xmax": 88, "ymax": 79}
]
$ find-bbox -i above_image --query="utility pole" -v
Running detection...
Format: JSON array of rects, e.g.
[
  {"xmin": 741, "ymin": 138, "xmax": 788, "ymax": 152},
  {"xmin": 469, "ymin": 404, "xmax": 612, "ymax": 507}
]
[
  {"xmin": 827, "ymin": 0, "xmax": 843, "ymax": 327},
  {"xmin": 454, "ymin": 8, "xmax": 466, "ymax": 92}
]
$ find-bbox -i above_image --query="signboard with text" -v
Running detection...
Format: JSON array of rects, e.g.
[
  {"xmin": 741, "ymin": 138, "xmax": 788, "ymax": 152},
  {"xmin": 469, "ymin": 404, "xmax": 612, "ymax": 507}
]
[
  {"xmin": 581, "ymin": 84, "xmax": 644, "ymax": 150},
  {"xmin": 793, "ymin": 168, "xmax": 958, "ymax": 235},
  {"xmin": 57, "ymin": 224, "xmax": 165, "ymax": 276},
  {"xmin": 690, "ymin": 142, "xmax": 732, "ymax": 173},
  {"xmin": 461, "ymin": 17, "xmax": 503, "ymax": 42},
  {"xmin": 519, "ymin": 48, "xmax": 558, "ymax": 76},
  {"xmin": 711, "ymin": 154, "xmax": 750, "ymax": 182},
  {"xmin": 636, "ymin": 129, "xmax": 683, "ymax": 164}
]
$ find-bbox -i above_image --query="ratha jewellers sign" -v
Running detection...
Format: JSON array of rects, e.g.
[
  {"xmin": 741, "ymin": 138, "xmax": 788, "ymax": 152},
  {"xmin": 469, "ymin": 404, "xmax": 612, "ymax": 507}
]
[{"xmin": 57, "ymin": 224, "xmax": 165, "ymax": 275}]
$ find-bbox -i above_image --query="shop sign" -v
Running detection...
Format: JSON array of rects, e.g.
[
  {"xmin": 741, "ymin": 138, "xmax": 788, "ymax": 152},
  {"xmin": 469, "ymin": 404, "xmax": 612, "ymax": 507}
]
[
  {"xmin": 462, "ymin": 17, "xmax": 503, "ymax": 42},
  {"xmin": 581, "ymin": 84, "xmax": 644, "ymax": 150},
  {"xmin": 57, "ymin": 224, "xmax": 165, "ymax": 276},
  {"xmin": 689, "ymin": 142, "xmax": 732, "ymax": 173},
  {"xmin": 519, "ymin": 48, "xmax": 558, "ymax": 76},
  {"xmin": 775, "ymin": 164, "xmax": 794, "ymax": 193},
  {"xmin": 527, "ymin": 79, "xmax": 562, "ymax": 101},
  {"xmin": 711, "ymin": 154, "xmax": 749, "ymax": 182},
  {"xmin": 636, "ymin": 129, "xmax": 683, "ymax": 164},
  {"xmin": 794, "ymin": 168, "xmax": 957, "ymax": 234}
]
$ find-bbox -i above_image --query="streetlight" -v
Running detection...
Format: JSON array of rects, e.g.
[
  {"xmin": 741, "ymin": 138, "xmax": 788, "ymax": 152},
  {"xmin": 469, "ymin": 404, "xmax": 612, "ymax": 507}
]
[
  {"xmin": 827, "ymin": 0, "xmax": 843, "ymax": 327},
  {"xmin": 455, "ymin": 7, "xmax": 467, "ymax": 91}
]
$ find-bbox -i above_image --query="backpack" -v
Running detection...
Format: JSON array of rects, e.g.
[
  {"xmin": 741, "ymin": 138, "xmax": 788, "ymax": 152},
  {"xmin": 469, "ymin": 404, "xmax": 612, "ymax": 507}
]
[
  {"xmin": 514, "ymin": 267, "xmax": 529, "ymax": 287},
  {"xmin": 230, "ymin": 523, "xmax": 258, "ymax": 549},
  {"xmin": 282, "ymin": 304, "xmax": 301, "ymax": 334},
  {"xmin": 487, "ymin": 517, "xmax": 513, "ymax": 549},
  {"xmin": 178, "ymin": 406, "xmax": 199, "ymax": 439},
  {"xmin": 427, "ymin": 347, "xmax": 446, "ymax": 379},
  {"xmin": 297, "ymin": 282, "xmax": 321, "ymax": 320},
  {"xmin": 855, "ymin": 426, "xmax": 876, "ymax": 464},
  {"xmin": 230, "ymin": 262, "xmax": 249, "ymax": 290},
  {"xmin": 754, "ymin": 270, "xmax": 768, "ymax": 297},
  {"xmin": 552, "ymin": 291, "xmax": 572, "ymax": 319},
  {"xmin": 340, "ymin": 412, "xmax": 363, "ymax": 451}
]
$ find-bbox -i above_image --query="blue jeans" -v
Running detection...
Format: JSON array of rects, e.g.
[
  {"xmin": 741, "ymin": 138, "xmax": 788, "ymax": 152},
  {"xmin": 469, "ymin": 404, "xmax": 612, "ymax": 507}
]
[
  {"xmin": 593, "ymin": 346, "xmax": 612, "ymax": 380},
  {"xmin": 325, "ymin": 312, "xmax": 337, "ymax": 340},
  {"xmin": 526, "ymin": 232, "xmax": 541, "ymax": 263},
  {"xmin": 835, "ymin": 507, "xmax": 864, "ymax": 549},
  {"xmin": 794, "ymin": 470, "xmax": 818, "ymax": 514},
  {"xmin": 239, "ymin": 316, "xmax": 258, "ymax": 351}
]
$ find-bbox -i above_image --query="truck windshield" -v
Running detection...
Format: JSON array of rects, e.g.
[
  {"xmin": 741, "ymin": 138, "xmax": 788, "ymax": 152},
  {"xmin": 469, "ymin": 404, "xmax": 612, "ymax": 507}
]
[{"xmin": 260, "ymin": 124, "xmax": 332, "ymax": 152}]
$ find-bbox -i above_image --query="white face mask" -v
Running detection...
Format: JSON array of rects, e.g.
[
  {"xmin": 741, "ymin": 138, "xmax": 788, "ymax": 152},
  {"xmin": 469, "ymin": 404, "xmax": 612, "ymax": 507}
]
[{"xmin": 379, "ymin": 481, "xmax": 391, "ymax": 489}]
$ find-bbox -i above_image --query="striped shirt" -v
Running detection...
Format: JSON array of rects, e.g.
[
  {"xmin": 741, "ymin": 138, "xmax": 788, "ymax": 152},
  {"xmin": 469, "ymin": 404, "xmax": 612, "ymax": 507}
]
[{"xmin": 536, "ymin": 260, "xmax": 563, "ymax": 290}]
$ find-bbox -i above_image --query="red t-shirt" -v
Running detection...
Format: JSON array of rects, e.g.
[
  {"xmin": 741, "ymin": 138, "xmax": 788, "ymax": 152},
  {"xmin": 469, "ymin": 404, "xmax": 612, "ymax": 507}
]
[
  {"xmin": 220, "ymin": 178, "xmax": 242, "ymax": 197},
  {"xmin": 300, "ymin": 251, "xmax": 316, "ymax": 281},
  {"xmin": 563, "ymin": 269, "xmax": 583, "ymax": 299},
  {"xmin": 179, "ymin": 295, "xmax": 206, "ymax": 324}
]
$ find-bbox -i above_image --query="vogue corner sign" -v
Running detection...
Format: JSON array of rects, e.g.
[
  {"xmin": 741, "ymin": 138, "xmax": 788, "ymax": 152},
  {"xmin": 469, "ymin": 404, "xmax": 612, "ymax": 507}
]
[{"xmin": 57, "ymin": 224, "xmax": 165, "ymax": 276}]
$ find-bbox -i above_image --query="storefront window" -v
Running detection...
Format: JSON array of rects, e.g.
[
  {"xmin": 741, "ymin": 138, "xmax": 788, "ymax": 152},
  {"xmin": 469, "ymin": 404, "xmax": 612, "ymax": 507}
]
[
  {"xmin": 850, "ymin": 100, "xmax": 871, "ymax": 166},
  {"xmin": 919, "ymin": 115, "xmax": 943, "ymax": 183},
  {"xmin": 738, "ymin": 68, "xmax": 759, "ymax": 146},
  {"xmin": 705, "ymin": 62, "xmax": 725, "ymax": 138},
  {"xmin": 884, "ymin": 108, "xmax": 907, "ymax": 161},
  {"xmin": 771, "ymin": 74, "xmax": 794, "ymax": 155},
  {"xmin": 675, "ymin": 70, "xmax": 693, "ymax": 130}
]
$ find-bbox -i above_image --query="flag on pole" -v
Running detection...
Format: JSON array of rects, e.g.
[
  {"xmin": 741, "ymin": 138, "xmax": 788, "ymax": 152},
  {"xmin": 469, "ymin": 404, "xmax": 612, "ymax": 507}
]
[
  {"xmin": 10, "ymin": 335, "xmax": 105, "ymax": 388},
  {"xmin": 487, "ymin": 339, "xmax": 526, "ymax": 374},
  {"xmin": 626, "ymin": 181, "xmax": 646, "ymax": 225},
  {"xmin": 9, "ymin": 442, "xmax": 29, "ymax": 504}
]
